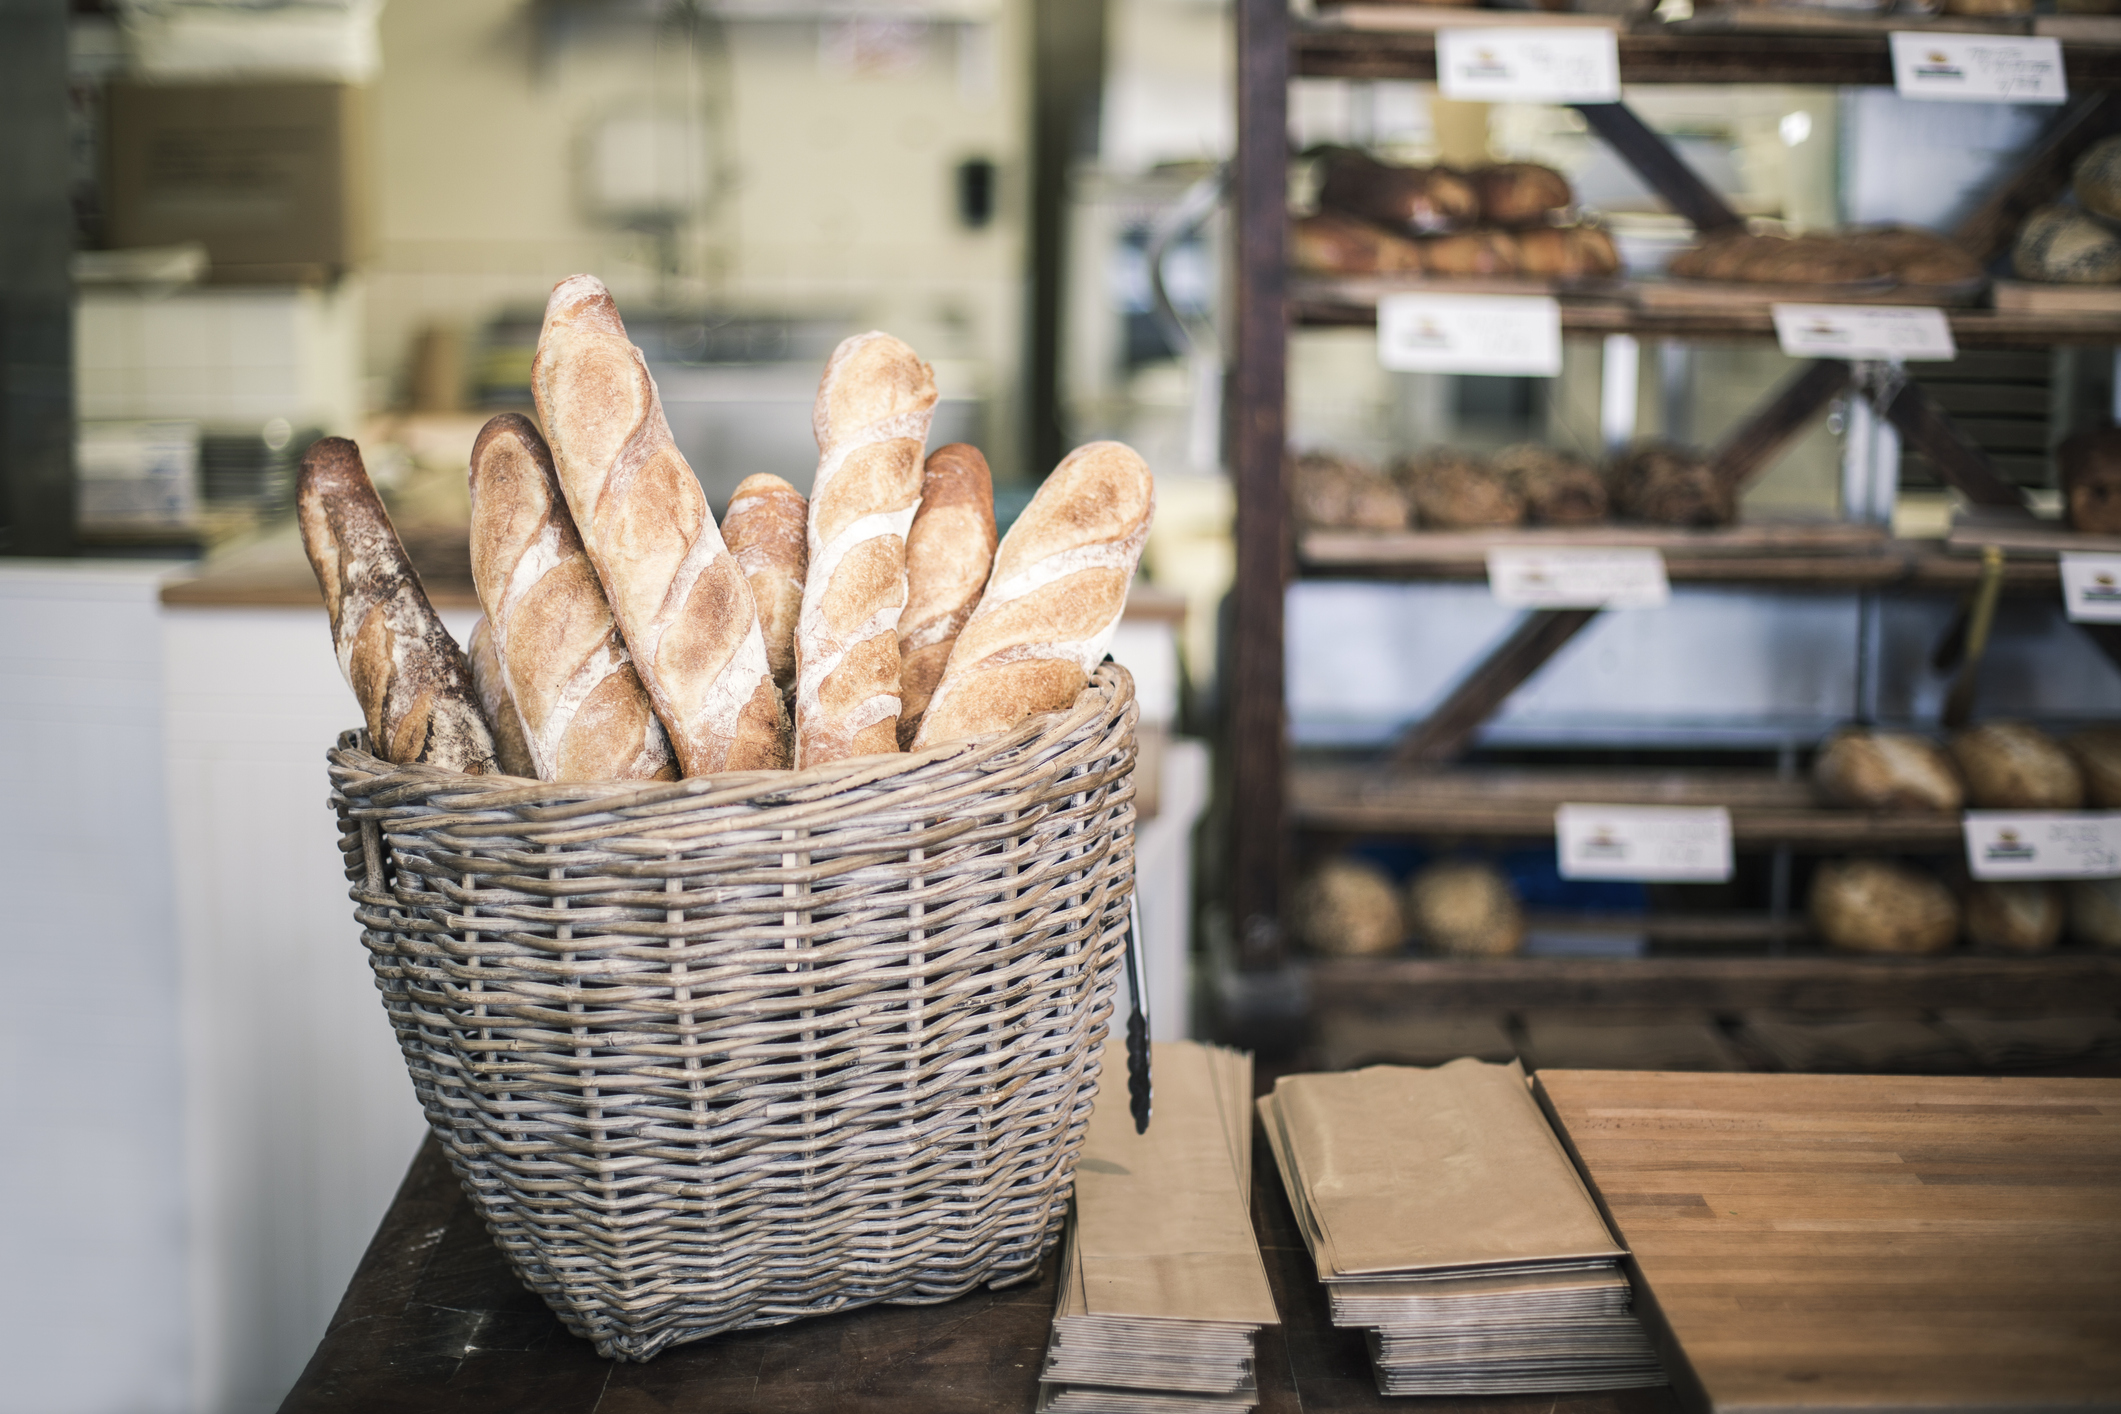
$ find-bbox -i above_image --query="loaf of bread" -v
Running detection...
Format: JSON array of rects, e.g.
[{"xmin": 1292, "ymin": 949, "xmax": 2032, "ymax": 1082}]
[
  {"xmin": 1407, "ymin": 860, "xmax": 1524, "ymax": 958},
  {"xmin": 1813, "ymin": 729, "xmax": 1964, "ymax": 812},
  {"xmin": 467, "ymin": 616, "xmax": 536, "ymax": 778},
  {"xmin": 2013, "ymin": 206, "xmax": 2121, "ymax": 284},
  {"xmin": 1292, "ymin": 212, "xmax": 1426, "ymax": 276},
  {"xmin": 1416, "ymin": 228, "xmax": 1520, "ymax": 277},
  {"xmin": 1472, "ymin": 163, "xmax": 1572, "ymax": 228},
  {"xmin": 1608, "ymin": 441, "xmax": 1735, "ymax": 527},
  {"xmin": 2069, "ymin": 878, "xmax": 2121, "ymax": 950},
  {"xmin": 2073, "ymin": 135, "xmax": 2121, "ymax": 222},
  {"xmin": 1844, "ymin": 226, "xmax": 1984, "ymax": 287},
  {"xmin": 1393, "ymin": 449, "xmax": 1524, "ymax": 528},
  {"xmin": 1316, "ymin": 150, "xmax": 1479, "ymax": 236},
  {"xmin": 795, "ymin": 330, "xmax": 938, "ymax": 765},
  {"xmin": 1514, "ymin": 226, "xmax": 1621, "ymax": 280},
  {"xmin": 2058, "ymin": 427, "xmax": 2121, "ymax": 536},
  {"xmin": 2067, "ymin": 725, "xmax": 2121, "ymax": 807},
  {"xmin": 1965, "ymin": 881, "xmax": 2064, "ymax": 954},
  {"xmin": 898, "ymin": 443, "xmax": 997, "ymax": 749},
  {"xmin": 1294, "ymin": 857, "xmax": 1405, "ymax": 958},
  {"xmin": 1669, "ymin": 231, "xmax": 1892, "ymax": 286},
  {"xmin": 1492, "ymin": 443, "xmax": 1608, "ymax": 525},
  {"xmin": 911, "ymin": 441, "xmax": 1154, "ymax": 749},
  {"xmin": 1291, "ymin": 450, "xmax": 1410, "ymax": 531},
  {"xmin": 532, "ymin": 275, "xmax": 786, "ymax": 775},
  {"xmin": 722, "ymin": 472, "xmax": 808, "ymax": 705},
  {"xmin": 1810, "ymin": 858, "xmax": 1958, "ymax": 955},
  {"xmin": 466, "ymin": 411, "xmax": 676, "ymax": 783},
  {"xmin": 1950, "ymin": 721, "xmax": 2084, "ymax": 809},
  {"xmin": 297, "ymin": 437, "xmax": 494, "ymax": 773}
]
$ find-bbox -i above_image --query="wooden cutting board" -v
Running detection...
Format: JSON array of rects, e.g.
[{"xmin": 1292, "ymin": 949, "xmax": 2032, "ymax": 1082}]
[{"xmin": 1535, "ymin": 1070, "xmax": 2121, "ymax": 1414}]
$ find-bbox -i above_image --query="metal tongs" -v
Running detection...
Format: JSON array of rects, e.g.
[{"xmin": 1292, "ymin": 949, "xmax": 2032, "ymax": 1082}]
[{"xmin": 1124, "ymin": 892, "xmax": 1151, "ymax": 1134}]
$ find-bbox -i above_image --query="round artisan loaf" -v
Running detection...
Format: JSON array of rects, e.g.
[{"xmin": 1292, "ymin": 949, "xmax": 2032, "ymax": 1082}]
[
  {"xmin": 1844, "ymin": 225, "xmax": 1984, "ymax": 287},
  {"xmin": 1964, "ymin": 881, "xmax": 2064, "ymax": 954},
  {"xmin": 1492, "ymin": 443, "xmax": 1608, "ymax": 525},
  {"xmin": 2057, "ymin": 426, "xmax": 2121, "ymax": 536},
  {"xmin": 1514, "ymin": 225, "xmax": 1621, "ymax": 280},
  {"xmin": 1812, "ymin": 728, "xmax": 1963, "ymax": 812},
  {"xmin": 2072, "ymin": 135, "xmax": 2121, "ymax": 222},
  {"xmin": 1473, "ymin": 163, "xmax": 1574, "ymax": 227},
  {"xmin": 2068, "ymin": 878, "xmax": 2121, "ymax": 950},
  {"xmin": 1295, "ymin": 857, "xmax": 1407, "ymax": 957},
  {"xmin": 1292, "ymin": 212, "xmax": 1426, "ymax": 277},
  {"xmin": 1416, "ymin": 228, "xmax": 1520, "ymax": 277},
  {"xmin": 1950, "ymin": 721, "xmax": 2085, "ymax": 809},
  {"xmin": 1291, "ymin": 450, "xmax": 1411, "ymax": 530},
  {"xmin": 1317, "ymin": 149, "xmax": 1480, "ymax": 236},
  {"xmin": 2067, "ymin": 726, "xmax": 2121, "ymax": 807},
  {"xmin": 1393, "ymin": 449, "xmax": 1524, "ymax": 528},
  {"xmin": 2013, "ymin": 206, "xmax": 2121, "ymax": 284},
  {"xmin": 1407, "ymin": 860, "xmax": 1524, "ymax": 958},
  {"xmin": 1607, "ymin": 441, "xmax": 1735, "ymax": 527},
  {"xmin": 1811, "ymin": 858, "xmax": 1959, "ymax": 955}
]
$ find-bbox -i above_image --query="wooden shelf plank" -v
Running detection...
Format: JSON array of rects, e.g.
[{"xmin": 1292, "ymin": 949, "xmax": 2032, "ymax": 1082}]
[
  {"xmin": 1306, "ymin": 952, "xmax": 2121, "ymax": 1012},
  {"xmin": 1291, "ymin": 761, "xmax": 1970, "ymax": 849}
]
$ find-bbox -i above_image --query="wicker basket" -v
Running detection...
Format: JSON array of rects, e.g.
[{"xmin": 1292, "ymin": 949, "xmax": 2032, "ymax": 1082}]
[{"xmin": 327, "ymin": 663, "xmax": 1139, "ymax": 1361}]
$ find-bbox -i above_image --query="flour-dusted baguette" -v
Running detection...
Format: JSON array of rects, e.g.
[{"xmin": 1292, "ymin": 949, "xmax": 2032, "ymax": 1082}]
[
  {"xmin": 722, "ymin": 473, "xmax": 807, "ymax": 706},
  {"xmin": 296, "ymin": 436, "xmax": 494, "ymax": 773},
  {"xmin": 467, "ymin": 412, "xmax": 677, "ymax": 782},
  {"xmin": 794, "ymin": 331, "xmax": 938, "ymax": 766},
  {"xmin": 467, "ymin": 617, "xmax": 536, "ymax": 778},
  {"xmin": 531, "ymin": 275, "xmax": 787, "ymax": 774},
  {"xmin": 911, "ymin": 441, "xmax": 1153, "ymax": 749},
  {"xmin": 897, "ymin": 443, "xmax": 997, "ymax": 748}
]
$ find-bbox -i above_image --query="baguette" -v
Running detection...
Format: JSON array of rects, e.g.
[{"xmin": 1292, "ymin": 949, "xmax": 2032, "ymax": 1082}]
[
  {"xmin": 721, "ymin": 472, "xmax": 807, "ymax": 705},
  {"xmin": 794, "ymin": 331, "xmax": 938, "ymax": 766},
  {"xmin": 531, "ymin": 275, "xmax": 787, "ymax": 774},
  {"xmin": 467, "ymin": 411, "xmax": 677, "ymax": 782},
  {"xmin": 911, "ymin": 441, "xmax": 1153, "ymax": 749},
  {"xmin": 897, "ymin": 443, "xmax": 997, "ymax": 748},
  {"xmin": 296, "ymin": 436, "xmax": 494, "ymax": 773},
  {"xmin": 466, "ymin": 616, "xmax": 536, "ymax": 778}
]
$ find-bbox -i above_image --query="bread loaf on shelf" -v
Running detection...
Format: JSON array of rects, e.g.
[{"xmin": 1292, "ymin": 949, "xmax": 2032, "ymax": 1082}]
[
  {"xmin": 912, "ymin": 441, "xmax": 1153, "ymax": 749},
  {"xmin": 897, "ymin": 443, "xmax": 997, "ymax": 749},
  {"xmin": 1608, "ymin": 441, "xmax": 1734, "ymax": 528},
  {"xmin": 1407, "ymin": 860, "xmax": 1524, "ymax": 958},
  {"xmin": 2067, "ymin": 725, "xmax": 2121, "ymax": 807},
  {"xmin": 1492, "ymin": 444, "xmax": 1608, "ymax": 525},
  {"xmin": 297, "ymin": 437, "xmax": 495, "ymax": 773},
  {"xmin": 722, "ymin": 472, "xmax": 808, "ymax": 705},
  {"xmin": 1393, "ymin": 449, "xmax": 1524, "ymax": 528},
  {"xmin": 1965, "ymin": 881, "xmax": 2064, "ymax": 955},
  {"xmin": 2074, "ymin": 136, "xmax": 2121, "ymax": 222},
  {"xmin": 1293, "ymin": 212, "xmax": 1426, "ymax": 276},
  {"xmin": 1813, "ymin": 729, "xmax": 1964, "ymax": 813},
  {"xmin": 466, "ymin": 411, "xmax": 677, "ymax": 782},
  {"xmin": 1292, "ymin": 450, "xmax": 1410, "ymax": 531},
  {"xmin": 1810, "ymin": 858, "xmax": 1959, "ymax": 955},
  {"xmin": 467, "ymin": 616, "xmax": 536, "ymax": 778},
  {"xmin": 2057, "ymin": 428, "xmax": 2121, "ymax": 536},
  {"xmin": 1950, "ymin": 721, "xmax": 2084, "ymax": 809},
  {"xmin": 1316, "ymin": 149, "xmax": 1480, "ymax": 236},
  {"xmin": 532, "ymin": 274, "xmax": 787, "ymax": 775},
  {"xmin": 2013, "ymin": 206, "xmax": 2121, "ymax": 285},
  {"xmin": 1293, "ymin": 857, "xmax": 1405, "ymax": 958},
  {"xmin": 795, "ymin": 330, "xmax": 938, "ymax": 766},
  {"xmin": 1471, "ymin": 163, "xmax": 1572, "ymax": 228}
]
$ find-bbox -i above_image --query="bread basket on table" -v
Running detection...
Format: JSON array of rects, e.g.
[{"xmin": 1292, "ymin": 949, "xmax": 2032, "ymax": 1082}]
[{"xmin": 327, "ymin": 661, "xmax": 1139, "ymax": 1362}]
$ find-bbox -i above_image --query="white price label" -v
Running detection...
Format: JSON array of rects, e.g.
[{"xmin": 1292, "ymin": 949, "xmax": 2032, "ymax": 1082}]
[
  {"xmin": 1964, "ymin": 812, "xmax": 2121, "ymax": 880},
  {"xmin": 1487, "ymin": 547, "xmax": 1670, "ymax": 609},
  {"xmin": 1437, "ymin": 28, "xmax": 1621, "ymax": 104},
  {"xmin": 2060, "ymin": 553, "xmax": 2121, "ymax": 623},
  {"xmin": 1889, "ymin": 32, "xmax": 2067, "ymax": 105},
  {"xmin": 1378, "ymin": 293, "xmax": 1563, "ymax": 376},
  {"xmin": 1772, "ymin": 304, "xmax": 1957, "ymax": 361},
  {"xmin": 1556, "ymin": 804, "xmax": 1734, "ymax": 883}
]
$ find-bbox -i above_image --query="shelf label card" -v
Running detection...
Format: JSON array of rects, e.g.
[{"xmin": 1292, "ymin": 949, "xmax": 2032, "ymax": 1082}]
[
  {"xmin": 1378, "ymin": 293, "xmax": 1563, "ymax": 376},
  {"xmin": 2060, "ymin": 553, "xmax": 2121, "ymax": 623},
  {"xmin": 1557, "ymin": 804, "xmax": 1734, "ymax": 883},
  {"xmin": 1437, "ymin": 27, "xmax": 1622, "ymax": 104},
  {"xmin": 1889, "ymin": 32, "xmax": 2067, "ymax": 105},
  {"xmin": 1772, "ymin": 304, "xmax": 1957, "ymax": 361},
  {"xmin": 1964, "ymin": 811, "xmax": 2121, "ymax": 880},
  {"xmin": 1487, "ymin": 547, "xmax": 1670, "ymax": 608}
]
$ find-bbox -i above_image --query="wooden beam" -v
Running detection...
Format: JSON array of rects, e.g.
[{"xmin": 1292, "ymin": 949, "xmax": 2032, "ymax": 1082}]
[
  {"xmin": 1707, "ymin": 358, "xmax": 1851, "ymax": 494},
  {"xmin": 1571, "ymin": 102, "xmax": 1745, "ymax": 233},
  {"xmin": 1228, "ymin": 0, "xmax": 1291, "ymax": 967},
  {"xmin": 1392, "ymin": 609, "xmax": 1601, "ymax": 766},
  {"xmin": 1872, "ymin": 376, "xmax": 2029, "ymax": 510},
  {"xmin": 1954, "ymin": 90, "xmax": 2121, "ymax": 263}
]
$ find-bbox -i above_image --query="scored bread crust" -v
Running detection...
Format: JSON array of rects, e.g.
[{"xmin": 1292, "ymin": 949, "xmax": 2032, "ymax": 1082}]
[
  {"xmin": 297, "ymin": 436, "xmax": 495, "ymax": 773},
  {"xmin": 793, "ymin": 331, "xmax": 938, "ymax": 767},
  {"xmin": 532, "ymin": 275, "xmax": 787, "ymax": 774},
  {"xmin": 722, "ymin": 472, "xmax": 808, "ymax": 706},
  {"xmin": 897, "ymin": 443, "xmax": 997, "ymax": 749},
  {"xmin": 467, "ymin": 616, "xmax": 537, "ymax": 778},
  {"xmin": 911, "ymin": 441, "xmax": 1153, "ymax": 750},
  {"xmin": 467, "ymin": 412, "xmax": 677, "ymax": 782}
]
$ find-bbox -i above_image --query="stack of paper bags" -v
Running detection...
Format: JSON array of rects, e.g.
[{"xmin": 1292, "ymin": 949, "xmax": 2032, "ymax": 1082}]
[
  {"xmin": 1260, "ymin": 1059, "xmax": 1667, "ymax": 1396},
  {"xmin": 1040, "ymin": 1041, "xmax": 1278, "ymax": 1414}
]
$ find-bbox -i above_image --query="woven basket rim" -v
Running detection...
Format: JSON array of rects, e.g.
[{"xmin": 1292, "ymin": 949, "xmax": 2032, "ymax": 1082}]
[{"xmin": 329, "ymin": 661, "xmax": 1137, "ymax": 816}]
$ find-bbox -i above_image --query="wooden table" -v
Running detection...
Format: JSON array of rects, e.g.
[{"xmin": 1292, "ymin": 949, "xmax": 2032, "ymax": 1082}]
[
  {"xmin": 279, "ymin": 1128, "xmax": 1678, "ymax": 1414},
  {"xmin": 1535, "ymin": 1071, "xmax": 2121, "ymax": 1414}
]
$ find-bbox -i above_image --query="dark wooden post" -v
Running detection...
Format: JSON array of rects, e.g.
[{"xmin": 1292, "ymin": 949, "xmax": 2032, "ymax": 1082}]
[{"xmin": 1228, "ymin": 0, "xmax": 1290, "ymax": 968}]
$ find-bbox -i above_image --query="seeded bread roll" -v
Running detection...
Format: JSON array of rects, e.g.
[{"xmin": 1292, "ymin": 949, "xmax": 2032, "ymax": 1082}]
[
  {"xmin": 1965, "ymin": 881, "xmax": 2064, "ymax": 954},
  {"xmin": 532, "ymin": 275, "xmax": 787, "ymax": 775},
  {"xmin": 897, "ymin": 443, "xmax": 997, "ymax": 749},
  {"xmin": 467, "ymin": 616, "xmax": 536, "ymax": 778},
  {"xmin": 297, "ymin": 437, "xmax": 494, "ymax": 773},
  {"xmin": 1811, "ymin": 858, "xmax": 1959, "ymax": 955},
  {"xmin": 1294, "ymin": 857, "xmax": 1406, "ymax": 958},
  {"xmin": 1608, "ymin": 441, "xmax": 1734, "ymax": 527},
  {"xmin": 911, "ymin": 441, "xmax": 1154, "ymax": 749},
  {"xmin": 793, "ymin": 331, "xmax": 939, "ymax": 766},
  {"xmin": 1407, "ymin": 860, "xmax": 1524, "ymax": 958},
  {"xmin": 1813, "ymin": 729, "xmax": 1964, "ymax": 812},
  {"xmin": 467, "ymin": 411, "xmax": 676, "ymax": 783},
  {"xmin": 1492, "ymin": 443, "xmax": 1607, "ymax": 525},
  {"xmin": 2013, "ymin": 206, "xmax": 2121, "ymax": 284},
  {"xmin": 1950, "ymin": 721, "xmax": 2084, "ymax": 809},
  {"xmin": 722, "ymin": 473, "xmax": 808, "ymax": 705},
  {"xmin": 1393, "ymin": 449, "xmax": 1523, "ymax": 528}
]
